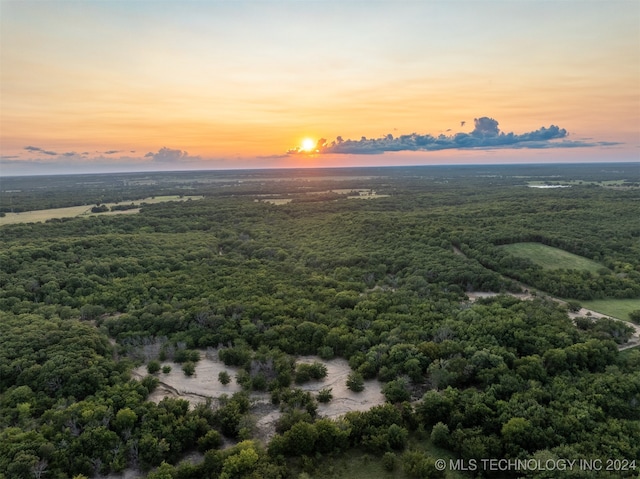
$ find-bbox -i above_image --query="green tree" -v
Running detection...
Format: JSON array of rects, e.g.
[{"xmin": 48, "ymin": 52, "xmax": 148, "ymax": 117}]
[
  {"xmin": 382, "ymin": 378, "xmax": 411, "ymax": 403},
  {"xmin": 146, "ymin": 462, "xmax": 176, "ymax": 479},
  {"xmin": 147, "ymin": 360, "xmax": 161, "ymax": 374},
  {"xmin": 430, "ymin": 422, "xmax": 450, "ymax": 448},
  {"xmin": 182, "ymin": 361, "xmax": 196, "ymax": 376},
  {"xmin": 346, "ymin": 372, "xmax": 365, "ymax": 392},
  {"xmin": 283, "ymin": 421, "xmax": 318, "ymax": 456},
  {"xmin": 317, "ymin": 388, "xmax": 333, "ymax": 403},
  {"xmin": 219, "ymin": 442, "xmax": 260, "ymax": 479},
  {"xmin": 402, "ymin": 451, "xmax": 444, "ymax": 479},
  {"xmin": 218, "ymin": 371, "xmax": 231, "ymax": 385},
  {"xmin": 382, "ymin": 452, "xmax": 396, "ymax": 471},
  {"xmin": 198, "ymin": 430, "xmax": 223, "ymax": 453},
  {"xmin": 501, "ymin": 417, "xmax": 532, "ymax": 455},
  {"xmin": 387, "ymin": 424, "xmax": 409, "ymax": 450},
  {"xmin": 113, "ymin": 407, "xmax": 137, "ymax": 433}
]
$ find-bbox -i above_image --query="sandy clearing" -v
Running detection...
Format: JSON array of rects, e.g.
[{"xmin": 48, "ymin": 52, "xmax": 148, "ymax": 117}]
[
  {"xmin": 294, "ymin": 356, "xmax": 385, "ymax": 417},
  {"xmin": 465, "ymin": 291, "xmax": 534, "ymax": 301},
  {"xmin": 133, "ymin": 355, "xmax": 384, "ymax": 412},
  {"xmin": 254, "ymin": 357, "xmax": 385, "ymax": 441},
  {"xmin": 132, "ymin": 353, "xmax": 386, "ymax": 443},
  {"xmin": 259, "ymin": 198, "xmax": 292, "ymax": 205},
  {"xmin": 132, "ymin": 357, "xmax": 243, "ymax": 405}
]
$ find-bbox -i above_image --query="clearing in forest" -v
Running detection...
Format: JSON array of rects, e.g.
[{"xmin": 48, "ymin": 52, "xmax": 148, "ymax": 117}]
[
  {"xmin": 500, "ymin": 242, "xmax": 604, "ymax": 273},
  {"xmin": 0, "ymin": 195, "xmax": 203, "ymax": 225},
  {"xmin": 579, "ymin": 299, "xmax": 640, "ymax": 322}
]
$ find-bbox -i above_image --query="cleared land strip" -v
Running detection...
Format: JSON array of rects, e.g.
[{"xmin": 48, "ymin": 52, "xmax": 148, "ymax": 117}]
[
  {"xmin": 0, "ymin": 195, "xmax": 203, "ymax": 225},
  {"xmin": 466, "ymin": 292, "xmax": 639, "ymax": 350},
  {"xmin": 455, "ymin": 246, "xmax": 639, "ymax": 349}
]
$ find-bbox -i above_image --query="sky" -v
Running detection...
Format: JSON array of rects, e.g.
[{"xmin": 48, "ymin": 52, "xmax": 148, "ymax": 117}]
[{"xmin": 1, "ymin": 0, "xmax": 638, "ymax": 175}]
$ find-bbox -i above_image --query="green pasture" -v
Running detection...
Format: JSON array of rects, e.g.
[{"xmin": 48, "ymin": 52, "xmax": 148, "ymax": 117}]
[
  {"xmin": 309, "ymin": 439, "xmax": 464, "ymax": 479},
  {"xmin": 500, "ymin": 242, "xmax": 604, "ymax": 273},
  {"xmin": 579, "ymin": 299, "xmax": 640, "ymax": 321}
]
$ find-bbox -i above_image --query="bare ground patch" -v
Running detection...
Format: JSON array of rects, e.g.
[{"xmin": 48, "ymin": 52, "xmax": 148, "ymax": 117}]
[
  {"xmin": 132, "ymin": 356, "xmax": 243, "ymax": 405},
  {"xmin": 132, "ymin": 354, "xmax": 385, "ymax": 443}
]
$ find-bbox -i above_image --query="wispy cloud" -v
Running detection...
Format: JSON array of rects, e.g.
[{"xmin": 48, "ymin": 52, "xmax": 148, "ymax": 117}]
[
  {"xmin": 287, "ymin": 117, "xmax": 615, "ymax": 155},
  {"xmin": 20, "ymin": 145, "xmax": 201, "ymax": 166},
  {"xmin": 24, "ymin": 145, "xmax": 58, "ymax": 156}
]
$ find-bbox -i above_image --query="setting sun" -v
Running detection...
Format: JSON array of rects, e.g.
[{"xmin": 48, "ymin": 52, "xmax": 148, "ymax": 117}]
[{"xmin": 301, "ymin": 138, "xmax": 315, "ymax": 152}]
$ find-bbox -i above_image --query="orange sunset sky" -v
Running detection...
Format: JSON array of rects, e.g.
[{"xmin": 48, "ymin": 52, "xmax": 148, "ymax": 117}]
[{"xmin": 1, "ymin": 0, "xmax": 638, "ymax": 175}]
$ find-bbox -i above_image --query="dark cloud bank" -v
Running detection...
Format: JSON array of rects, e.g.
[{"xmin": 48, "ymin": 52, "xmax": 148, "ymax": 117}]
[{"xmin": 289, "ymin": 117, "xmax": 611, "ymax": 155}]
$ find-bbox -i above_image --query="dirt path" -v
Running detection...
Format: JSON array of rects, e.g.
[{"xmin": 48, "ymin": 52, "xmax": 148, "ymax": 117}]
[
  {"xmin": 466, "ymin": 292, "xmax": 639, "ymax": 349},
  {"xmin": 455, "ymin": 246, "xmax": 639, "ymax": 350}
]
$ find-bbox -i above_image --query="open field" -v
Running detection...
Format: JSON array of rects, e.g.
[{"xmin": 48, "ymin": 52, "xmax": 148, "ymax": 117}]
[
  {"xmin": 500, "ymin": 242, "xmax": 605, "ymax": 272},
  {"xmin": 0, "ymin": 195, "xmax": 203, "ymax": 225},
  {"xmin": 579, "ymin": 299, "xmax": 640, "ymax": 322}
]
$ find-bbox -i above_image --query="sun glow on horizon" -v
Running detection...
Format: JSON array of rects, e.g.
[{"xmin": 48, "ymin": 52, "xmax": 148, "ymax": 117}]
[{"xmin": 301, "ymin": 138, "xmax": 315, "ymax": 152}]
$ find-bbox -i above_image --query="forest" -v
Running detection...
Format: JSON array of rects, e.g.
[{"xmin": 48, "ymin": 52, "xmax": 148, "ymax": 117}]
[{"xmin": 1, "ymin": 163, "xmax": 639, "ymax": 479}]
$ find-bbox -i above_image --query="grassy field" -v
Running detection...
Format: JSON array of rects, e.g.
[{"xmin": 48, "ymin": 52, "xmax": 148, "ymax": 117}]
[
  {"xmin": 308, "ymin": 439, "xmax": 465, "ymax": 479},
  {"xmin": 579, "ymin": 299, "xmax": 640, "ymax": 321},
  {"xmin": 0, "ymin": 195, "xmax": 203, "ymax": 225},
  {"xmin": 500, "ymin": 242, "xmax": 604, "ymax": 273}
]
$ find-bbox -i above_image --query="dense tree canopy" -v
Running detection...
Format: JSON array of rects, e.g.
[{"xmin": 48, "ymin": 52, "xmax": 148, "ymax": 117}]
[{"xmin": 1, "ymin": 164, "xmax": 639, "ymax": 478}]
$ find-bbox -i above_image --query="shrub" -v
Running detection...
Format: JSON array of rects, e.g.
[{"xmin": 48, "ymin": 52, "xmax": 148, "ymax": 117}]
[
  {"xmin": 147, "ymin": 360, "xmax": 161, "ymax": 374},
  {"xmin": 174, "ymin": 349, "xmax": 200, "ymax": 363},
  {"xmin": 219, "ymin": 371, "xmax": 231, "ymax": 385},
  {"xmin": 317, "ymin": 346, "xmax": 334, "ymax": 360},
  {"xmin": 198, "ymin": 430, "xmax": 223, "ymax": 452},
  {"xmin": 382, "ymin": 452, "xmax": 396, "ymax": 471},
  {"xmin": 346, "ymin": 372, "xmax": 364, "ymax": 392},
  {"xmin": 317, "ymin": 388, "xmax": 333, "ymax": 403},
  {"xmin": 382, "ymin": 378, "xmax": 411, "ymax": 403},
  {"xmin": 182, "ymin": 361, "xmax": 196, "ymax": 376},
  {"xmin": 295, "ymin": 362, "xmax": 328, "ymax": 384},
  {"xmin": 430, "ymin": 422, "xmax": 450, "ymax": 448},
  {"xmin": 387, "ymin": 424, "xmax": 408, "ymax": 450}
]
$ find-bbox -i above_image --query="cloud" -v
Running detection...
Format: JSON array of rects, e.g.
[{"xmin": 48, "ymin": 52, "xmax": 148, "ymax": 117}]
[
  {"xmin": 144, "ymin": 147, "xmax": 199, "ymax": 163},
  {"xmin": 287, "ymin": 117, "xmax": 608, "ymax": 155},
  {"xmin": 258, "ymin": 154, "xmax": 290, "ymax": 159},
  {"xmin": 24, "ymin": 145, "xmax": 58, "ymax": 156},
  {"xmin": 18, "ymin": 145, "xmax": 202, "ymax": 167}
]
